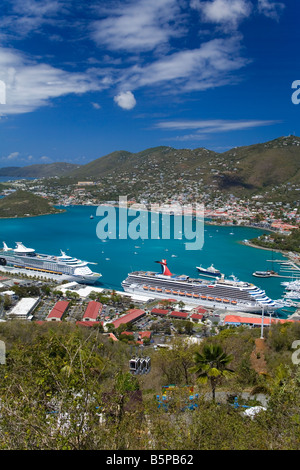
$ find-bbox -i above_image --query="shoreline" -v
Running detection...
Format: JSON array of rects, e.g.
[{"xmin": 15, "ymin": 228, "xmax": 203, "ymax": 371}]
[{"xmin": 0, "ymin": 208, "xmax": 66, "ymax": 220}]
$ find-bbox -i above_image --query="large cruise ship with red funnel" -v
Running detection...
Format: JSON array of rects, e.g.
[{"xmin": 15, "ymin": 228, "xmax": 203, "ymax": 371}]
[
  {"xmin": 122, "ymin": 259, "xmax": 281, "ymax": 314},
  {"xmin": 0, "ymin": 242, "xmax": 101, "ymax": 284}
]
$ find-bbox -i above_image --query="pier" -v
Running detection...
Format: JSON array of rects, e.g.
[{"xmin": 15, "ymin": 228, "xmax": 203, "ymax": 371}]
[{"xmin": 266, "ymin": 260, "xmax": 300, "ymax": 279}]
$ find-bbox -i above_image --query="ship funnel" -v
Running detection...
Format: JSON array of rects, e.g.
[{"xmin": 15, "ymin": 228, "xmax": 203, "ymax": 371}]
[{"xmin": 155, "ymin": 259, "xmax": 172, "ymax": 276}]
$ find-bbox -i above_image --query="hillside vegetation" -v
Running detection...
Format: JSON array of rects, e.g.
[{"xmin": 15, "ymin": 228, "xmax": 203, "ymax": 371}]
[
  {"xmin": 1, "ymin": 136, "xmax": 300, "ymax": 204},
  {"xmin": 0, "ymin": 162, "xmax": 81, "ymax": 178},
  {"xmin": 251, "ymin": 227, "xmax": 300, "ymax": 253},
  {"xmin": 0, "ymin": 320, "xmax": 300, "ymax": 450},
  {"xmin": 69, "ymin": 135, "xmax": 300, "ymax": 190},
  {"xmin": 0, "ymin": 190, "xmax": 62, "ymax": 218}
]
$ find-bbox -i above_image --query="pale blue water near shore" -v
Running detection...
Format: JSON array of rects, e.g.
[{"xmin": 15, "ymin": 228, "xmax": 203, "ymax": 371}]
[{"xmin": 0, "ymin": 205, "xmax": 293, "ymax": 316}]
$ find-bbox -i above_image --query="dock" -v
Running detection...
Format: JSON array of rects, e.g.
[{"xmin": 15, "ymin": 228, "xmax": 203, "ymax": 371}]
[{"xmin": 266, "ymin": 259, "xmax": 300, "ymax": 279}]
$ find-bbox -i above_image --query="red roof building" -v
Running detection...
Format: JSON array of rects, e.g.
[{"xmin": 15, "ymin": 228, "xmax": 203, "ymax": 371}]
[
  {"xmin": 190, "ymin": 313, "xmax": 204, "ymax": 322},
  {"xmin": 169, "ymin": 311, "xmax": 189, "ymax": 319},
  {"xmin": 194, "ymin": 306, "xmax": 208, "ymax": 314},
  {"xmin": 224, "ymin": 315, "xmax": 297, "ymax": 327},
  {"xmin": 151, "ymin": 308, "xmax": 169, "ymax": 316},
  {"xmin": 108, "ymin": 333, "xmax": 118, "ymax": 342},
  {"xmin": 138, "ymin": 331, "xmax": 152, "ymax": 341},
  {"xmin": 46, "ymin": 301, "xmax": 69, "ymax": 322},
  {"xmin": 112, "ymin": 309, "xmax": 145, "ymax": 329},
  {"xmin": 82, "ymin": 301, "xmax": 103, "ymax": 321}
]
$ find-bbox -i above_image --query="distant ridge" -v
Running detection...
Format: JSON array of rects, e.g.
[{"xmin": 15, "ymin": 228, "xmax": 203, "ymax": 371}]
[
  {"xmin": 0, "ymin": 162, "xmax": 81, "ymax": 178},
  {"xmin": 68, "ymin": 135, "xmax": 300, "ymax": 193},
  {"xmin": 2, "ymin": 136, "xmax": 300, "ymax": 201}
]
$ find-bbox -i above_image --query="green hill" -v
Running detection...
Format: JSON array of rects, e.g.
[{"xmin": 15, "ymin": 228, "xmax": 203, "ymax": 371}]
[
  {"xmin": 2, "ymin": 136, "xmax": 300, "ymax": 204},
  {"xmin": 70, "ymin": 145, "xmax": 218, "ymax": 177},
  {"xmin": 69, "ymin": 136, "xmax": 300, "ymax": 189},
  {"xmin": 0, "ymin": 190, "xmax": 62, "ymax": 218},
  {"xmin": 217, "ymin": 135, "xmax": 300, "ymax": 191},
  {"xmin": 66, "ymin": 136, "xmax": 300, "ymax": 203},
  {"xmin": 0, "ymin": 162, "xmax": 81, "ymax": 178}
]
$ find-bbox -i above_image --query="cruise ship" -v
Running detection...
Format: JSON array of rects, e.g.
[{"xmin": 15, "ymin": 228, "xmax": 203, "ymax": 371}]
[
  {"xmin": 0, "ymin": 242, "xmax": 101, "ymax": 284},
  {"xmin": 121, "ymin": 259, "xmax": 280, "ymax": 313}
]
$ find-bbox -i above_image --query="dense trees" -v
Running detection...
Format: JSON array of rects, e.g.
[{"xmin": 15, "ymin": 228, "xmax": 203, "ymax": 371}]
[
  {"xmin": 0, "ymin": 321, "xmax": 300, "ymax": 449},
  {"xmin": 251, "ymin": 228, "xmax": 300, "ymax": 253}
]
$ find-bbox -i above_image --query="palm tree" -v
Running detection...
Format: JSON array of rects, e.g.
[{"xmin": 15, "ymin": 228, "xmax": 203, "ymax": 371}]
[{"xmin": 190, "ymin": 343, "xmax": 235, "ymax": 401}]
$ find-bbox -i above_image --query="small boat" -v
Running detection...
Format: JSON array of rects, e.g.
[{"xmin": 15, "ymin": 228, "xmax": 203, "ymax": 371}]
[
  {"xmin": 90, "ymin": 215, "xmax": 94, "ymax": 219},
  {"xmin": 252, "ymin": 270, "xmax": 277, "ymax": 278},
  {"xmin": 196, "ymin": 264, "xmax": 222, "ymax": 278}
]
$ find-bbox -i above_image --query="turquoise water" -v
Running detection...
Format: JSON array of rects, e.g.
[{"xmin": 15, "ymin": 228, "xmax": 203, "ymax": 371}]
[{"xmin": 0, "ymin": 205, "xmax": 290, "ymax": 306}]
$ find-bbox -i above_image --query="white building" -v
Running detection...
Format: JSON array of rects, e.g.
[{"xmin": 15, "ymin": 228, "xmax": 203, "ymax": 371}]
[{"xmin": 7, "ymin": 297, "xmax": 40, "ymax": 320}]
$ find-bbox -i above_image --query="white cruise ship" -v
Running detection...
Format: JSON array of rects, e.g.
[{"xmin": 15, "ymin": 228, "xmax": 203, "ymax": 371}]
[
  {"xmin": 122, "ymin": 259, "xmax": 281, "ymax": 314},
  {"xmin": 0, "ymin": 242, "xmax": 101, "ymax": 284}
]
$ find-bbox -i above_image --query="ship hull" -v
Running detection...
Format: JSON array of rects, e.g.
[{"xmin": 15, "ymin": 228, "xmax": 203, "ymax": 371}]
[
  {"xmin": 197, "ymin": 269, "xmax": 221, "ymax": 277},
  {"xmin": 122, "ymin": 284, "xmax": 267, "ymax": 313},
  {"xmin": 121, "ymin": 270, "xmax": 279, "ymax": 314},
  {"xmin": 0, "ymin": 247, "xmax": 101, "ymax": 285}
]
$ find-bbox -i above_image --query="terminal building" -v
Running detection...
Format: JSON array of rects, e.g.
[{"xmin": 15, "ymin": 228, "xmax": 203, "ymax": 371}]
[{"xmin": 7, "ymin": 297, "xmax": 40, "ymax": 321}]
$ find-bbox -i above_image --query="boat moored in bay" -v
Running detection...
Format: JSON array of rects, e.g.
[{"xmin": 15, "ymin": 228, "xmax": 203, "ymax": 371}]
[
  {"xmin": 122, "ymin": 259, "xmax": 281, "ymax": 314},
  {"xmin": 0, "ymin": 242, "xmax": 101, "ymax": 284}
]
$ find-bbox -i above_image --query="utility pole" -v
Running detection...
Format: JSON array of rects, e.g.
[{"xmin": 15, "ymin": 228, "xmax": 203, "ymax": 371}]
[{"xmin": 260, "ymin": 305, "xmax": 265, "ymax": 339}]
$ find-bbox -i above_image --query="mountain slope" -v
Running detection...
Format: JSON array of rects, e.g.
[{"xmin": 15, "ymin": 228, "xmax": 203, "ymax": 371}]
[
  {"xmin": 0, "ymin": 162, "xmax": 81, "ymax": 178},
  {"xmin": 217, "ymin": 135, "xmax": 300, "ymax": 191},
  {"xmin": 66, "ymin": 136, "xmax": 300, "ymax": 203},
  {"xmin": 0, "ymin": 190, "xmax": 62, "ymax": 218},
  {"xmin": 70, "ymin": 146, "xmax": 218, "ymax": 181}
]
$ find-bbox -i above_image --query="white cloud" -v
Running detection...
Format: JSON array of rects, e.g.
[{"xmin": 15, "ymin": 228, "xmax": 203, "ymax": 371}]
[
  {"xmin": 91, "ymin": 102, "xmax": 101, "ymax": 109},
  {"xmin": 0, "ymin": 0, "xmax": 67, "ymax": 39},
  {"xmin": 0, "ymin": 47, "xmax": 104, "ymax": 116},
  {"xmin": 114, "ymin": 91, "xmax": 136, "ymax": 110},
  {"xmin": 91, "ymin": 0, "xmax": 184, "ymax": 52},
  {"xmin": 257, "ymin": 0, "xmax": 285, "ymax": 21},
  {"xmin": 118, "ymin": 37, "xmax": 249, "ymax": 93},
  {"xmin": 6, "ymin": 151, "xmax": 20, "ymax": 160},
  {"xmin": 191, "ymin": 0, "xmax": 252, "ymax": 28},
  {"xmin": 155, "ymin": 118, "xmax": 281, "ymax": 135},
  {"xmin": 40, "ymin": 155, "xmax": 52, "ymax": 162}
]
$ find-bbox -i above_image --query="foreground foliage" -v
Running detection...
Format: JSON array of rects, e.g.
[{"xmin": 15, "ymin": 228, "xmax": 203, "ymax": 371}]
[{"xmin": 0, "ymin": 321, "xmax": 299, "ymax": 450}]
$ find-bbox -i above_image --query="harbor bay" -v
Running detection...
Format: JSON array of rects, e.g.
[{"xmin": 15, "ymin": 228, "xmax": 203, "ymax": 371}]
[{"xmin": 0, "ymin": 204, "xmax": 293, "ymax": 314}]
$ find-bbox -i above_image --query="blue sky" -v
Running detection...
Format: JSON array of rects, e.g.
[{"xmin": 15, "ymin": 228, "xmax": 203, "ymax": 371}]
[{"xmin": 0, "ymin": 0, "xmax": 299, "ymax": 167}]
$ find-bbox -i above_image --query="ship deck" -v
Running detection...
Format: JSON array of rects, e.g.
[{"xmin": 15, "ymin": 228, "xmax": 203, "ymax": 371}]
[{"xmin": 124, "ymin": 272, "xmax": 265, "ymax": 303}]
